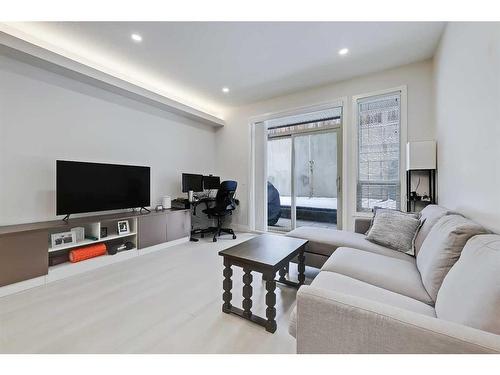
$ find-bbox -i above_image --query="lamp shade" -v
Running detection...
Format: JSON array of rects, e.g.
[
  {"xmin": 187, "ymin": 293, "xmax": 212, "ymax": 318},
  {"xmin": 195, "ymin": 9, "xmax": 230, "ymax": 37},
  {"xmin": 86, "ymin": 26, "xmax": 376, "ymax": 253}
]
[{"xmin": 406, "ymin": 141, "xmax": 436, "ymax": 170}]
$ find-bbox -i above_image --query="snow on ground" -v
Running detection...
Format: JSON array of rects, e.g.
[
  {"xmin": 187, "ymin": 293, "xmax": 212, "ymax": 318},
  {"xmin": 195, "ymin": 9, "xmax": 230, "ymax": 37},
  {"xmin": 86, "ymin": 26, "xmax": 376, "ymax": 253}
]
[
  {"xmin": 278, "ymin": 196, "xmax": 396, "ymax": 210},
  {"xmin": 279, "ymin": 196, "xmax": 337, "ymax": 210}
]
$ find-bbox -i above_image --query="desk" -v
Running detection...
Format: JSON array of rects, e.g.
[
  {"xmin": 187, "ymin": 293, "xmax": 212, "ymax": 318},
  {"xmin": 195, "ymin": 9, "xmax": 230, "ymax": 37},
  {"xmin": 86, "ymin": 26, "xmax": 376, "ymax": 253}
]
[
  {"xmin": 172, "ymin": 197, "xmax": 215, "ymax": 213},
  {"xmin": 192, "ymin": 197, "xmax": 215, "ymax": 215},
  {"xmin": 172, "ymin": 197, "xmax": 215, "ymax": 241}
]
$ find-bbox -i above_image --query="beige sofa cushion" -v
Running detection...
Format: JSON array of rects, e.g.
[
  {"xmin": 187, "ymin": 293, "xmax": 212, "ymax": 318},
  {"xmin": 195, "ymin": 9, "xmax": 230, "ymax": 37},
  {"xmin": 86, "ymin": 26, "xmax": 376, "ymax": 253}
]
[
  {"xmin": 435, "ymin": 235, "xmax": 500, "ymax": 335},
  {"xmin": 286, "ymin": 226, "xmax": 414, "ymax": 262},
  {"xmin": 289, "ymin": 271, "xmax": 436, "ymax": 338},
  {"xmin": 322, "ymin": 247, "xmax": 433, "ymax": 305},
  {"xmin": 416, "ymin": 215, "xmax": 488, "ymax": 302},
  {"xmin": 414, "ymin": 205, "xmax": 456, "ymax": 255}
]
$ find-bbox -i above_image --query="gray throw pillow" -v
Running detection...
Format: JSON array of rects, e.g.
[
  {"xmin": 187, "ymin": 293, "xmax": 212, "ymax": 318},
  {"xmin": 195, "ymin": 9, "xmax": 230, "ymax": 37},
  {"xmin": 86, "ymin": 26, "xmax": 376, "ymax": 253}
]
[
  {"xmin": 366, "ymin": 209, "xmax": 422, "ymax": 254},
  {"xmin": 365, "ymin": 206, "xmax": 419, "ymax": 234}
]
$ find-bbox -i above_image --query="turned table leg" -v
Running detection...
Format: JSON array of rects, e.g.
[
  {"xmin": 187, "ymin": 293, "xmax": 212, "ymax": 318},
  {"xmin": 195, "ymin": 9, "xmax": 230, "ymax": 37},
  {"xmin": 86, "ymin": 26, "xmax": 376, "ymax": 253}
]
[
  {"xmin": 242, "ymin": 268, "xmax": 253, "ymax": 318},
  {"xmin": 298, "ymin": 247, "xmax": 306, "ymax": 286},
  {"xmin": 278, "ymin": 265, "xmax": 287, "ymax": 283},
  {"xmin": 222, "ymin": 259, "xmax": 233, "ymax": 313},
  {"xmin": 263, "ymin": 272, "xmax": 277, "ymax": 333}
]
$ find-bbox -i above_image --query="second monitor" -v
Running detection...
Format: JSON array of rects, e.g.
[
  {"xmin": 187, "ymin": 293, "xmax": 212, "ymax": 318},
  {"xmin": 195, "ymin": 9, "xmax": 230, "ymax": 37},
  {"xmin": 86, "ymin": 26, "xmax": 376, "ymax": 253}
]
[
  {"xmin": 182, "ymin": 173, "xmax": 204, "ymax": 193},
  {"xmin": 182, "ymin": 173, "xmax": 221, "ymax": 192},
  {"xmin": 203, "ymin": 175, "xmax": 221, "ymax": 190}
]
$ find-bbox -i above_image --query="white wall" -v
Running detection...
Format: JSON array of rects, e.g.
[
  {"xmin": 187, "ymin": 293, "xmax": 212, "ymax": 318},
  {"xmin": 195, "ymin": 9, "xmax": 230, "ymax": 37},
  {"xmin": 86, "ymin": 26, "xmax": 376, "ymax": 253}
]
[
  {"xmin": 0, "ymin": 53, "xmax": 438, "ymax": 230},
  {"xmin": 0, "ymin": 53, "xmax": 217, "ymax": 225},
  {"xmin": 434, "ymin": 23, "xmax": 500, "ymax": 232},
  {"xmin": 216, "ymin": 60, "xmax": 435, "ymax": 230}
]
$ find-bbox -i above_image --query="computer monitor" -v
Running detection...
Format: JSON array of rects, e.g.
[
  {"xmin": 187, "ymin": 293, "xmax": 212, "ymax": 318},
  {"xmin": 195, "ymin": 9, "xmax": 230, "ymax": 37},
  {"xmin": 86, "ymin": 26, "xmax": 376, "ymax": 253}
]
[
  {"xmin": 203, "ymin": 175, "xmax": 221, "ymax": 190},
  {"xmin": 182, "ymin": 173, "xmax": 203, "ymax": 193}
]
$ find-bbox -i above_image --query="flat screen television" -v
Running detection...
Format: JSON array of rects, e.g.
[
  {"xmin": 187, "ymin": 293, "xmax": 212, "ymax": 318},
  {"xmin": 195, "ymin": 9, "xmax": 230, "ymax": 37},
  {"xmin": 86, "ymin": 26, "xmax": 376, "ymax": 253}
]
[{"xmin": 56, "ymin": 160, "xmax": 150, "ymax": 215}]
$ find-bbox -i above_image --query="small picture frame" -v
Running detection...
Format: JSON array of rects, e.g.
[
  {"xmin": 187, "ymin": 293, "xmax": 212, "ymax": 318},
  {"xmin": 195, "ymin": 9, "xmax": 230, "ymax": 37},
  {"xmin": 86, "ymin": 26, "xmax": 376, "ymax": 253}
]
[
  {"xmin": 51, "ymin": 231, "xmax": 76, "ymax": 248},
  {"xmin": 117, "ymin": 220, "xmax": 130, "ymax": 235}
]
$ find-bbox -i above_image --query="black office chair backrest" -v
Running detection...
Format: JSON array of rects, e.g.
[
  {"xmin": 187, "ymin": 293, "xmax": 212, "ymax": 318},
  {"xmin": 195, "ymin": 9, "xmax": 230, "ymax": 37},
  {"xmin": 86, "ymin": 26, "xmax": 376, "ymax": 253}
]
[{"xmin": 214, "ymin": 180, "xmax": 237, "ymax": 212}]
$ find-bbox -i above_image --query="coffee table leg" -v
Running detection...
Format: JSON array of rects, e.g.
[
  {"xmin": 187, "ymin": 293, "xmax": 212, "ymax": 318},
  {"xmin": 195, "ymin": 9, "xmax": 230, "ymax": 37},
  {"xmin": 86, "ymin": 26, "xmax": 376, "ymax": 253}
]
[
  {"xmin": 222, "ymin": 258, "xmax": 233, "ymax": 313},
  {"xmin": 298, "ymin": 246, "xmax": 306, "ymax": 286},
  {"xmin": 264, "ymin": 272, "xmax": 277, "ymax": 333},
  {"xmin": 278, "ymin": 266, "xmax": 287, "ymax": 283},
  {"xmin": 242, "ymin": 268, "xmax": 253, "ymax": 318}
]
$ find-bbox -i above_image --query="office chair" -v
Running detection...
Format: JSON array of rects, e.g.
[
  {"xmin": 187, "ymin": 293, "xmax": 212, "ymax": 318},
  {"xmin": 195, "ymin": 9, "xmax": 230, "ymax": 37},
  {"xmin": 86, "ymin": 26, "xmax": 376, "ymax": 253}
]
[{"xmin": 202, "ymin": 180, "xmax": 238, "ymax": 242}]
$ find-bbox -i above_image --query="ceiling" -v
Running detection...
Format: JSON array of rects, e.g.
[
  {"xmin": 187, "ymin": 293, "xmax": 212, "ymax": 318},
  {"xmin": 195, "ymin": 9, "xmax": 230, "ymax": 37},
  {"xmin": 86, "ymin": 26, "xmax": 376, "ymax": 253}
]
[{"xmin": 5, "ymin": 22, "xmax": 445, "ymax": 115}]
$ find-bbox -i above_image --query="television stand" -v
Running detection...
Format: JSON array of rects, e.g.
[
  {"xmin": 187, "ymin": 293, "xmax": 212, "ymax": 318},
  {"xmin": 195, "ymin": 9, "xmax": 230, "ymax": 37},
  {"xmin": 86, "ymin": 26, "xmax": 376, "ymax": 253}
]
[
  {"xmin": 62, "ymin": 214, "xmax": 70, "ymax": 222},
  {"xmin": 0, "ymin": 209, "xmax": 191, "ymax": 294},
  {"xmin": 139, "ymin": 207, "xmax": 151, "ymax": 214}
]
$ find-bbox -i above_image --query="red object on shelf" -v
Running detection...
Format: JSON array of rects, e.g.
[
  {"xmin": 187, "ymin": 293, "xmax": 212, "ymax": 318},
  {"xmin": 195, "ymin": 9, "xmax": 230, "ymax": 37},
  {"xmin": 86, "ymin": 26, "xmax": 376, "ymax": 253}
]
[{"xmin": 69, "ymin": 243, "xmax": 107, "ymax": 263}]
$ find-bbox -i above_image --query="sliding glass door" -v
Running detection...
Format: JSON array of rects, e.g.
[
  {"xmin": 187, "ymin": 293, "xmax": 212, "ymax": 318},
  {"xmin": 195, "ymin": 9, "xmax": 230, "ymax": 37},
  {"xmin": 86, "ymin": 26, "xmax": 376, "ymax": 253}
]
[
  {"xmin": 292, "ymin": 130, "xmax": 340, "ymax": 229},
  {"xmin": 265, "ymin": 108, "xmax": 342, "ymax": 232},
  {"xmin": 267, "ymin": 137, "xmax": 292, "ymax": 232}
]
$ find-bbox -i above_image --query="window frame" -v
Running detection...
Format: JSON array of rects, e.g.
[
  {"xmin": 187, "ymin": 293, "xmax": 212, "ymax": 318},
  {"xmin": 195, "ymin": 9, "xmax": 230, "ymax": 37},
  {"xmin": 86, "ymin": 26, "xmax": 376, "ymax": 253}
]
[
  {"xmin": 352, "ymin": 86, "xmax": 408, "ymax": 216},
  {"xmin": 249, "ymin": 98, "xmax": 347, "ymax": 231}
]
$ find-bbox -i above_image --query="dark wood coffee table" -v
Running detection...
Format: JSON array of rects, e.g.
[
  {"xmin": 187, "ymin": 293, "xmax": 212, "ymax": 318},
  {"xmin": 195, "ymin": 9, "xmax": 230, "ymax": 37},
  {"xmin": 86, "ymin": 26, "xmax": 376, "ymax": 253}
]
[{"xmin": 218, "ymin": 234, "xmax": 308, "ymax": 333}]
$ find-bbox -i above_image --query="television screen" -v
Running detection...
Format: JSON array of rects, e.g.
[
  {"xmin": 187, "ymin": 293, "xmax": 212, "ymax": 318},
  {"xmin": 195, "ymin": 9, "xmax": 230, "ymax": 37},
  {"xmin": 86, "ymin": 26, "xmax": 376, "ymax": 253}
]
[{"xmin": 56, "ymin": 160, "xmax": 150, "ymax": 215}]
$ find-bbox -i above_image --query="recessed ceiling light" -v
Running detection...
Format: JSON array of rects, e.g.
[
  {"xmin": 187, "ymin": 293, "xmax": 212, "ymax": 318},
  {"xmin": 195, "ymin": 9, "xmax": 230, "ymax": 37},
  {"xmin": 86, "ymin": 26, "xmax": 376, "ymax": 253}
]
[
  {"xmin": 131, "ymin": 33, "xmax": 142, "ymax": 42},
  {"xmin": 222, "ymin": 87, "xmax": 230, "ymax": 93},
  {"xmin": 338, "ymin": 48, "xmax": 349, "ymax": 56}
]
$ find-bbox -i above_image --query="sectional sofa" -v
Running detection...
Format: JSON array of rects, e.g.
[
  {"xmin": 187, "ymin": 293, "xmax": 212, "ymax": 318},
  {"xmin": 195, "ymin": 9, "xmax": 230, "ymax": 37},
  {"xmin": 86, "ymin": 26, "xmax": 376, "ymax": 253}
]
[{"xmin": 286, "ymin": 205, "xmax": 500, "ymax": 353}]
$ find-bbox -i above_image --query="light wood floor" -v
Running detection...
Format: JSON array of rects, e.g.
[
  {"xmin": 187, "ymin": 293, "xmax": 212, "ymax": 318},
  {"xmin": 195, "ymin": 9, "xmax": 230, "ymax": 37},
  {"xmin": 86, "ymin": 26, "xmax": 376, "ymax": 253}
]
[{"xmin": 0, "ymin": 232, "xmax": 318, "ymax": 353}]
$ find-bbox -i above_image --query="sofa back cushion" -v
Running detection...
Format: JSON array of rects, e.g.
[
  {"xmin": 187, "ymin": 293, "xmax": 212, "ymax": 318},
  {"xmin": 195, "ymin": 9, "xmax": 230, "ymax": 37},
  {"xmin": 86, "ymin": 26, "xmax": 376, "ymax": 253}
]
[
  {"xmin": 414, "ymin": 205, "xmax": 456, "ymax": 255},
  {"xmin": 416, "ymin": 215, "xmax": 488, "ymax": 301},
  {"xmin": 435, "ymin": 235, "xmax": 500, "ymax": 334}
]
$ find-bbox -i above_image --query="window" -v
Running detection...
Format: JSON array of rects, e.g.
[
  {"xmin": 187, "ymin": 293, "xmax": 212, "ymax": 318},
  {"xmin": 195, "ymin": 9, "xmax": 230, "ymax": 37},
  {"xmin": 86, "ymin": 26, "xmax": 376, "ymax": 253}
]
[
  {"xmin": 356, "ymin": 92, "xmax": 401, "ymax": 212},
  {"xmin": 266, "ymin": 107, "xmax": 342, "ymax": 138}
]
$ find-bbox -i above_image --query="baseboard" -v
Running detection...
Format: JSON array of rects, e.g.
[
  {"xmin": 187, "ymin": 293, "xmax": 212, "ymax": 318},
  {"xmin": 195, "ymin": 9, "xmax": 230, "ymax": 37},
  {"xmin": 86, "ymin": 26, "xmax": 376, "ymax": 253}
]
[
  {"xmin": 0, "ymin": 275, "xmax": 46, "ymax": 298},
  {"xmin": 138, "ymin": 236, "xmax": 190, "ymax": 256},
  {"xmin": 232, "ymin": 224, "xmax": 251, "ymax": 233}
]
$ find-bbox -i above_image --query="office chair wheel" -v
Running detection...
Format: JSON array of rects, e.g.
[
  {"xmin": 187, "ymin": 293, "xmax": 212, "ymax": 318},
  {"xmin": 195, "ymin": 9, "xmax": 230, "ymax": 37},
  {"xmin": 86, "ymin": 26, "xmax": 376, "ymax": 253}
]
[
  {"xmin": 213, "ymin": 237, "xmax": 217, "ymax": 242},
  {"xmin": 232, "ymin": 234, "xmax": 237, "ymax": 239}
]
